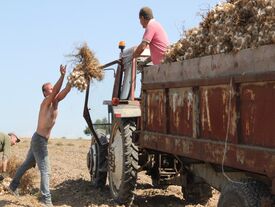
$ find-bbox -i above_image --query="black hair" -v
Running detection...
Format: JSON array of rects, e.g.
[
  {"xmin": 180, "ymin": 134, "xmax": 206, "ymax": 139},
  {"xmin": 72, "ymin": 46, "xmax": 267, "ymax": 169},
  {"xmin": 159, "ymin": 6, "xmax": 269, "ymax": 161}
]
[{"xmin": 139, "ymin": 7, "xmax": 154, "ymax": 20}]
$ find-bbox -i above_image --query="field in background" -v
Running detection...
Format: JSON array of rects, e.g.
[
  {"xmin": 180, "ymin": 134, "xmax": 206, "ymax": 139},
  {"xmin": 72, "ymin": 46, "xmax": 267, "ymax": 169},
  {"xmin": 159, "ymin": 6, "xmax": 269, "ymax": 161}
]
[{"xmin": 0, "ymin": 138, "xmax": 218, "ymax": 207}]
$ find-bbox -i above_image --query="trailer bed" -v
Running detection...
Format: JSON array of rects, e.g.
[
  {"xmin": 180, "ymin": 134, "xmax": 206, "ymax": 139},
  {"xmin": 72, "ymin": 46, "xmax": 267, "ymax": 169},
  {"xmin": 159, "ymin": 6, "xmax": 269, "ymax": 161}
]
[{"xmin": 139, "ymin": 44, "xmax": 275, "ymax": 194}]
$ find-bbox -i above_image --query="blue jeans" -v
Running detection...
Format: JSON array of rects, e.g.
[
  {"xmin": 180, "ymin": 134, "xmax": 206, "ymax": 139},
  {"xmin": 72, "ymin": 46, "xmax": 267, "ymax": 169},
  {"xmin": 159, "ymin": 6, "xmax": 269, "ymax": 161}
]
[{"xmin": 9, "ymin": 132, "xmax": 52, "ymax": 204}]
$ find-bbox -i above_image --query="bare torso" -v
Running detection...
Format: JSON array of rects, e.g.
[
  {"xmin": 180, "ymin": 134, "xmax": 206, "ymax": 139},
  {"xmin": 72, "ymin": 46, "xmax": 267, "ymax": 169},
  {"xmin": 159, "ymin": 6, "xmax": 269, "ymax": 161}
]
[{"xmin": 36, "ymin": 97, "xmax": 58, "ymax": 139}]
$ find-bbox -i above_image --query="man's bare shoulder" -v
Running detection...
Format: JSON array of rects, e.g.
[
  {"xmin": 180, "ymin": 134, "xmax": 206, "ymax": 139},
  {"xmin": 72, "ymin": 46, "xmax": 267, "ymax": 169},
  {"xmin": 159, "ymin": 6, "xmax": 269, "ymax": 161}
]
[
  {"xmin": 40, "ymin": 96, "xmax": 59, "ymax": 110},
  {"xmin": 40, "ymin": 96, "xmax": 52, "ymax": 108}
]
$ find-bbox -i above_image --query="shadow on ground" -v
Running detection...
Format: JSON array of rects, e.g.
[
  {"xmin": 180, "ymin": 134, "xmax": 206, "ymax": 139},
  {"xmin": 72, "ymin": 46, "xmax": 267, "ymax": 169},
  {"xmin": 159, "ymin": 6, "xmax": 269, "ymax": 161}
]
[
  {"xmin": 50, "ymin": 178, "xmax": 185, "ymax": 207},
  {"xmin": 133, "ymin": 194, "xmax": 184, "ymax": 207},
  {"xmin": 51, "ymin": 179, "xmax": 117, "ymax": 206}
]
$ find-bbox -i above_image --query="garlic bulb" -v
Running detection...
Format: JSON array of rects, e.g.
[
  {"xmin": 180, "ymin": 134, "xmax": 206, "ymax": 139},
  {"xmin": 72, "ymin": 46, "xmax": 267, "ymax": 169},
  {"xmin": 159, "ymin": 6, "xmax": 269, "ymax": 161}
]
[{"xmin": 68, "ymin": 43, "xmax": 104, "ymax": 92}]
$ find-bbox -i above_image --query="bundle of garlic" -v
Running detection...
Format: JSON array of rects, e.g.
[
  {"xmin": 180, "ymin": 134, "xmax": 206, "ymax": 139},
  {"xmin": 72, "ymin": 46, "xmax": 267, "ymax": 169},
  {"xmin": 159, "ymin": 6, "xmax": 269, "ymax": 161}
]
[
  {"xmin": 68, "ymin": 43, "xmax": 104, "ymax": 92},
  {"xmin": 164, "ymin": 0, "xmax": 275, "ymax": 63}
]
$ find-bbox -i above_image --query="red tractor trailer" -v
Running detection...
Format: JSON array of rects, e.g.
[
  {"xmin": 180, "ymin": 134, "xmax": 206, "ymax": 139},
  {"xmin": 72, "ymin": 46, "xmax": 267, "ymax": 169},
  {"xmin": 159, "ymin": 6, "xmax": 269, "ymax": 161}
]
[{"xmin": 85, "ymin": 43, "xmax": 275, "ymax": 207}]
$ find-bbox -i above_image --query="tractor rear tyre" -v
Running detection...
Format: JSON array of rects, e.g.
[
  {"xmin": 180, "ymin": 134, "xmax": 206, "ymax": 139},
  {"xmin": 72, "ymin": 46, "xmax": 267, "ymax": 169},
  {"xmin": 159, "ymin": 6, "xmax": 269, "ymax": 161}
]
[
  {"xmin": 218, "ymin": 180, "xmax": 272, "ymax": 207},
  {"xmin": 87, "ymin": 130, "xmax": 108, "ymax": 188},
  {"xmin": 108, "ymin": 120, "xmax": 139, "ymax": 205}
]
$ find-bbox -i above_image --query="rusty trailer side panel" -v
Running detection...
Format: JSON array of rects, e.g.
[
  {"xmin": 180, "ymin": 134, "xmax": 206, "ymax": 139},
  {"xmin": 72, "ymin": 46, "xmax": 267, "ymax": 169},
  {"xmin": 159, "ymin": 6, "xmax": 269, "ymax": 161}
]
[
  {"xmin": 240, "ymin": 82, "xmax": 275, "ymax": 148},
  {"xmin": 139, "ymin": 45, "xmax": 275, "ymax": 192},
  {"xmin": 144, "ymin": 85, "xmax": 238, "ymax": 141},
  {"xmin": 199, "ymin": 85, "xmax": 237, "ymax": 143},
  {"xmin": 141, "ymin": 83, "xmax": 275, "ymax": 193},
  {"xmin": 169, "ymin": 88, "xmax": 194, "ymax": 137},
  {"xmin": 138, "ymin": 132, "xmax": 275, "ymax": 178},
  {"xmin": 144, "ymin": 89, "xmax": 166, "ymax": 133}
]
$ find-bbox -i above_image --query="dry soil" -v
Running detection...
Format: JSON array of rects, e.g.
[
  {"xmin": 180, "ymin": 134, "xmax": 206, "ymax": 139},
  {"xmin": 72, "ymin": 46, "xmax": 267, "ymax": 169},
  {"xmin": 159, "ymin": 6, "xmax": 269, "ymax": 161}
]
[{"xmin": 0, "ymin": 138, "xmax": 219, "ymax": 207}]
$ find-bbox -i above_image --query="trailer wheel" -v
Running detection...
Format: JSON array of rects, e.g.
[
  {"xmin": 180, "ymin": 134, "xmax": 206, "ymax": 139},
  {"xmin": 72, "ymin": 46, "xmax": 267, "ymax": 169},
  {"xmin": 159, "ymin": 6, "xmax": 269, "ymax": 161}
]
[
  {"xmin": 87, "ymin": 130, "xmax": 108, "ymax": 188},
  {"xmin": 108, "ymin": 120, "xmax": 139, "ymax": 205},
  {"xmin": 218, "ymin": 180, "xmax": 272, "ymax": 207}
]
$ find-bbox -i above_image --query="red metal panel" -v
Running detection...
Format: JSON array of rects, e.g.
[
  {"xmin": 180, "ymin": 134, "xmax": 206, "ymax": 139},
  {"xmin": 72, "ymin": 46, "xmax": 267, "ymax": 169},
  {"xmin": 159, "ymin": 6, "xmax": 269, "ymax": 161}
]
[
  {"xmin": 169, "ymin": 88, "xmax": 193, "ymax": 136},
  {"xmin": 145, "ymin": 89, "xmax": 166, "ymax": 133},
  {"xmin": 200, "ymin": 85, "xmax": 237, "ymax": 143},
  {"xmin": 143, "ymin": 45, "xmax": 275, "ymax": 85},
  {"xmin": 138, "ymin": 132, "xmax": 275, "ymax": 180},
  {"xmin": 240, "ymin": 82, "xmax": 275, "ymax": 148}
]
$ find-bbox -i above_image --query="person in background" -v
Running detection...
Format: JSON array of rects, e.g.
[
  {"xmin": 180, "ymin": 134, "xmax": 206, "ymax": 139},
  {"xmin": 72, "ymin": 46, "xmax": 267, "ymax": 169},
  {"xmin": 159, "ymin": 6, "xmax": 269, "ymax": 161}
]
[
  {"xmin": 133, "ymin": 6, "xmax": 169, "ymax": 65},
  {"xmin": 9, "ymin": 65, "xmax": 72, "ymax": 207},
  {"xmin": 0, "ymin": 132, "xmax": 20, "ymax": 181}
]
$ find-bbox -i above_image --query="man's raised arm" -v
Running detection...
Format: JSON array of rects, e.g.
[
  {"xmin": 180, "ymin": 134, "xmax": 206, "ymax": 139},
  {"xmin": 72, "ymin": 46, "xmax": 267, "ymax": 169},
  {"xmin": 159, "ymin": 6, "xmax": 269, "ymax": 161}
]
[
  {"xmin": 45, "ymin": 65, "xmax": 66, "ymax": 104},
  {"xmin": 55, "ymin": 82, "xmax": 71, "ymax": 103}
]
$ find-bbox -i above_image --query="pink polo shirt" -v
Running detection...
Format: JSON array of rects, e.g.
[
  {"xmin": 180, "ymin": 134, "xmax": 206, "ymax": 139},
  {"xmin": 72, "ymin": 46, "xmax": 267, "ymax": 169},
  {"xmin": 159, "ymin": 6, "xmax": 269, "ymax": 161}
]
[{"xmin": 143, "ymin": 19, "xmax": 169, "ymax": 65}]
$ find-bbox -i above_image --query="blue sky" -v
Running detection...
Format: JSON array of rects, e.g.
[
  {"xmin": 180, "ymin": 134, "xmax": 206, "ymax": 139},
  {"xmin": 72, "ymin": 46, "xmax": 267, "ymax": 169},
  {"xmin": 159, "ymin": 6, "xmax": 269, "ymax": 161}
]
[{"xmin": 0, "ymin": 0, "xmax": 220, "ymax": 138}]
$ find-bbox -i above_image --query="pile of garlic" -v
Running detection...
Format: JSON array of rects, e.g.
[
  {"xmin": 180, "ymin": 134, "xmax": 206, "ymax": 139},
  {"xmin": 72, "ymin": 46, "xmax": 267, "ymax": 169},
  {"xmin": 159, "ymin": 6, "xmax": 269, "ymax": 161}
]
[
  {"xmin": 68, "ymin": 43, "xmax": 103, "ymax": 92},
  {"xmin": 164, "ymin": 0, "xmax": 275, "ymax": 63}
]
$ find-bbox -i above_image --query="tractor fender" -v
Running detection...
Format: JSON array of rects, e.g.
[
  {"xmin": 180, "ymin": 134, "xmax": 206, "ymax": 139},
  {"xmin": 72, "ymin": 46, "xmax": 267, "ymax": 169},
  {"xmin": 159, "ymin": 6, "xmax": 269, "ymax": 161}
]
[{"xmin": 112, "ymin": 104, "xmax": 141, "ymax": 118}]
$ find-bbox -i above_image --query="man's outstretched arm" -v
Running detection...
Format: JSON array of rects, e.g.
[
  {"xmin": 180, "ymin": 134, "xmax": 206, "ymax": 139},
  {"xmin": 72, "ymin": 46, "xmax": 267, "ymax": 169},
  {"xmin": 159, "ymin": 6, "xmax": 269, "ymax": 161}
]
[
  {"xmin": 45, "ymin": 65, "xmax": 66, "ymax": 104},
  {"xmin": 55, "ymin": 82, "xmax": 71, "ymax": 103}
]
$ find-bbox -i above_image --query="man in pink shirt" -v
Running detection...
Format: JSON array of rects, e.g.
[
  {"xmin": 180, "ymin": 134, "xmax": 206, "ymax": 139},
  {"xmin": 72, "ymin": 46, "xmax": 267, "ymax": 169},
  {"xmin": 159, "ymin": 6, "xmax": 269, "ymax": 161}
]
[{"xmin": 133, "ymin": 7, "xmax": 169, "ymax": 65}]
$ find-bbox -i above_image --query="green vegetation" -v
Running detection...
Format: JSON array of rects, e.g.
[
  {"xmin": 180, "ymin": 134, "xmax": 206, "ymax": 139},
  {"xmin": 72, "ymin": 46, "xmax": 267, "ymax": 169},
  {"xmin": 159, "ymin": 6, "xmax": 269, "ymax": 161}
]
[{"xmin": 83, "ymin": 117, "xmax": 109, "ymax": 135}]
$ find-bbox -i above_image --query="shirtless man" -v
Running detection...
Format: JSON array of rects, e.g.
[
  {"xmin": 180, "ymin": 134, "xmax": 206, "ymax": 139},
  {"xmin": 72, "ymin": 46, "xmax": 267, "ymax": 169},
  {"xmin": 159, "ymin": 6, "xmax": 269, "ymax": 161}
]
[{"xmin": 9, "ymin": 65, "xmax": 71, "ymax": 207}]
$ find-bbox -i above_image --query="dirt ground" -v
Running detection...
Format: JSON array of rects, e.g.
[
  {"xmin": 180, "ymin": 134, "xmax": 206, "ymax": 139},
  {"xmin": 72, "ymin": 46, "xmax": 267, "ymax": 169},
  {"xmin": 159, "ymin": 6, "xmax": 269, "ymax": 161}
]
[{"xmin": 0, "ymin": 138, "xmax": 219, "ymax": 207}]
